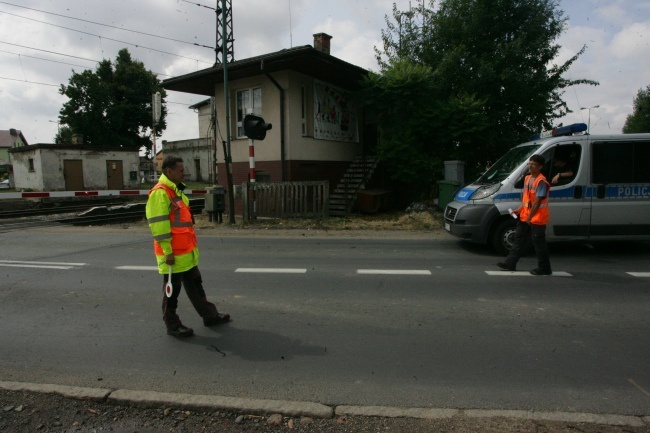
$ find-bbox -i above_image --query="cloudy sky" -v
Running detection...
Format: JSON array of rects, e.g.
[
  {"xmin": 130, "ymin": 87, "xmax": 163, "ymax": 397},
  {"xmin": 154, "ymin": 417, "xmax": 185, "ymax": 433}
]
[{"xmin": 1, "ymin": 0, "xmax": 649, "ymax": 147}]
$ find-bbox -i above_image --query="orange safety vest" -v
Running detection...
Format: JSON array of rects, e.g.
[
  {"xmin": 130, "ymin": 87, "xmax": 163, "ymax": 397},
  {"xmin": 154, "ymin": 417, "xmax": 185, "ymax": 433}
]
[
  {"xmin": 149, "ymin": 183, "xmax": 197, "ymax": 256},
  {"xmin": 519, "ymin": 174, "xmax": 550, "ymax": 225}
]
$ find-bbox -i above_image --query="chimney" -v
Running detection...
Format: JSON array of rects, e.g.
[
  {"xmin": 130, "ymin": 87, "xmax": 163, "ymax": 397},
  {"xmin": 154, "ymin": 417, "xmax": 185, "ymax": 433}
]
[
  {"xmin": 9, "ymin": 128, "xmax": 17, "ymax": 137},
  {"xmin": 313, "ymin": 33, "xmax": 332, "ymax": 55}
]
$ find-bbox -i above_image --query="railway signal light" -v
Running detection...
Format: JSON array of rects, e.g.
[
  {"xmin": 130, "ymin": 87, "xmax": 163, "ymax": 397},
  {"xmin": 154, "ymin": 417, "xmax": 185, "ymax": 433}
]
[{"xmin": 243, "ymin": 114, "xmax": 272, "ymax": 141}]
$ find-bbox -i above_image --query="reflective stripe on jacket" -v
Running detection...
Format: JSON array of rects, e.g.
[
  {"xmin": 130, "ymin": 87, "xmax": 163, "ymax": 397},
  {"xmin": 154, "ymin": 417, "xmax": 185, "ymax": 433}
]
[
  {"xmin": 145, "ymin": 175, "xmax": 198, "ymax": 274},
  {"xmin": 519, "ymin": 174, "xmax": 550, "ymax": 225}
]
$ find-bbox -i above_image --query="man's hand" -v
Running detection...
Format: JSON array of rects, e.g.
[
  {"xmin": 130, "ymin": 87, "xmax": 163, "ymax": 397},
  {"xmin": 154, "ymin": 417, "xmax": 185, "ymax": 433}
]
[
  {"xmin": 165, "ymin": 254, "xmax": 175, "ymax": 265},
  {"xmin": 552, "ymin": 173, "xmax": 561, "ymax": 184}
]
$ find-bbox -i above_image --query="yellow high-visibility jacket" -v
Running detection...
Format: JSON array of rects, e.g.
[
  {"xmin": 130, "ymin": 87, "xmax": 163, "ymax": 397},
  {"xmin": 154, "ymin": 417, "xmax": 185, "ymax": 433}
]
[{"xmin": 145, "ymin": 174, "xmax": 199, "ymax": 274}]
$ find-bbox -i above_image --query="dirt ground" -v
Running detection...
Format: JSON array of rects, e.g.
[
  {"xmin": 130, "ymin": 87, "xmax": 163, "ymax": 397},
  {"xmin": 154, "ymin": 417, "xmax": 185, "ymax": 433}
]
[{"xmin": 1, "ymin": 389, "xmax": 648, "ymax": 433}]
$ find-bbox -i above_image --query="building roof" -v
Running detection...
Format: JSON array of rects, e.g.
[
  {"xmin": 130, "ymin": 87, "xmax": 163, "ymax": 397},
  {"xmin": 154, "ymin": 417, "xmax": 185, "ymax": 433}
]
[
  {"xmin": 0, "ymin": 129, "xmax": 28, "ymax": 148},
  {"xmin": 162, "ymin": 45, "xmax": 369, "ymax": 96},
  {"xmin": 9, "ymin": 143, "xmax": 138, "ymax": 154}
]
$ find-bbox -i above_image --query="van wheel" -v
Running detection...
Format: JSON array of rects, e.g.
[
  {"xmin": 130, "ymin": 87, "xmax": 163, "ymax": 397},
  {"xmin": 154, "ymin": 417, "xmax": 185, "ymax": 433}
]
[{"xmin": 491, "ymin": 219, "xmax": 517, "ymax": 256}]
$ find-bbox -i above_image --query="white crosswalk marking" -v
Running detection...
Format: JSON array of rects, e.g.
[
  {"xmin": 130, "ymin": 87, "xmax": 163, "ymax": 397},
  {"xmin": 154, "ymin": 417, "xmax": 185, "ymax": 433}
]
[
  {"xmin": 357, "ymin": 269, "xmax": 432, "ymax": 275},
  {"xmin": 235, "ymin": 268, "xmax": 307, "ymax": 274},
  {"xmin": 116, "ymin": 266, "xmax": 159, "ymax": 271},
  {"xmin": 0, "ymin": 260, "xmax": 85, "ymax": 270},
  {"xmin": 627, "ymin": 272, "xmax": 650, "ymax": 277},
  {"xmin": 485, "ymin": 271, "xmax": 572, "ymax": 277}
]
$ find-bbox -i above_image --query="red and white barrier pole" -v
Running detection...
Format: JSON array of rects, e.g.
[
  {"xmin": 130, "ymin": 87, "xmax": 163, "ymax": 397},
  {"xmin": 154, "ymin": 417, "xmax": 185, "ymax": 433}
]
[{"xmin": 249, "ymin": 138, "xmax": 256, "ymax": 214}]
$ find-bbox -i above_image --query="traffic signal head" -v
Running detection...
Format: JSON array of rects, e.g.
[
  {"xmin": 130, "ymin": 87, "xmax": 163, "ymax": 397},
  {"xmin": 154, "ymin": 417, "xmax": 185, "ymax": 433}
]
[{"xmin": 243, "ymin": 114, "xmax": 272, "ymax": 140}]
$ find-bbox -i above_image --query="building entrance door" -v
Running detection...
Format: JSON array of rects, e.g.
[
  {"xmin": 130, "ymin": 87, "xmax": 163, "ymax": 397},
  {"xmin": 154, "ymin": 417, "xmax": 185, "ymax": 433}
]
[
  {"xmin": 63, "ymin": 159, "xmax": 84, "ymax": 191},
  {"xmin": 106, "ymin": 160, "xmax": 124, "ymax": 190}
]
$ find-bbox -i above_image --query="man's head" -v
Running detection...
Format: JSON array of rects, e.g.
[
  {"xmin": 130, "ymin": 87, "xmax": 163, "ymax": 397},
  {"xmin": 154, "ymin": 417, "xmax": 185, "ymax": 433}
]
[
  {"xmin": 162, "ymin": 156, "xmax": 185, "ymax": 185},
  {"xmin": 528, "ymin": 154, "xmax": 545, "ymax": 175}
]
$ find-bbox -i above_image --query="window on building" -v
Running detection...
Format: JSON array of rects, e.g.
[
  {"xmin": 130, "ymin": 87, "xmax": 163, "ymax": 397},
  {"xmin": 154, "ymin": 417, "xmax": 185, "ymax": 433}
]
[
  {"xmin": 236, "ymin": 87, "xmax": 262, "ymax": 138},
  {"xmin": 301, "ymin": 85, "xmax": 307, "ymax": 136},
  {"xmin": 28, "ymin": 158, "xmax": 35, "ymax": 172}
]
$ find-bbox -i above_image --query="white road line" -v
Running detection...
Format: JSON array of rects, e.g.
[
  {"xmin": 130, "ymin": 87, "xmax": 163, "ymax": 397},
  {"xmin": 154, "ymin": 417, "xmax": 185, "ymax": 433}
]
[
  {"xmin": 0, "ymin": 263, "xmax": 75, "ymax": 270},
  {"xmin": 357, "ymin": 269, "xmax": 432, "ymax": 275},
  {"xmin": 0, "ymin": 260, "xmax": 85, "ymax": 266},
  {"xmin": 627, "ymin": 272, "xmax": 650, "ymax": 277},
  {"xmin": 116, "ymin": 266, "xmax": 159, "ymax": 271},
  {"xmin": 485, "ymin": 271, "xmax": 572, "ymax": 277},
  {"xmin": 235, "ymin": 268, "xmax": 307, "ymax": 274}
]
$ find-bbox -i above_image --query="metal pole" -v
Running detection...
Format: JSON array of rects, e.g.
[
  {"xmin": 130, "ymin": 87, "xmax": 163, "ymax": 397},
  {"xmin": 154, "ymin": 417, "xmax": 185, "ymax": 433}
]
[
  {"xmin": 221, "ymin": 0, "xmax": 235, "ymax": 224},
  {"xmin": 580, "ymin": 105, "xmax": 599, "ymax": 134}
]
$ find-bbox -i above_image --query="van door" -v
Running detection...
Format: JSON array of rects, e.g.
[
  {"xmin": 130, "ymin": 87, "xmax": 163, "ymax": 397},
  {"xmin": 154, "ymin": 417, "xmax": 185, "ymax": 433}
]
[
  {"xmin": 540, "ymin": 144, "xmax": 590, "ymax": 239},
  {"xmin": 590, "ymin": 139, "xmax": 650, "ymax": 237}
]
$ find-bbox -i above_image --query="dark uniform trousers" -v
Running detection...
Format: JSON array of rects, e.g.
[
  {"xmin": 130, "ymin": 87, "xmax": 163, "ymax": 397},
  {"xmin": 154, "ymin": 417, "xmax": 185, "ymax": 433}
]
[
  {"xmin": 161, "ymin": 266, "xmax": 218, "ymax": 329},
  {"xmin": 505, "ymin": 220, "xmax": 551, "ymax": 271}
]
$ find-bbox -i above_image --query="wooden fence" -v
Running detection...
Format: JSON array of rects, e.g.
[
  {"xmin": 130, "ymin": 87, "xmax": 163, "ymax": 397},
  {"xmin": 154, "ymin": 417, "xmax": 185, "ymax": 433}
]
[{"xmin": 241, "ymin": 181, "xmax": 329, "ymax": 222}]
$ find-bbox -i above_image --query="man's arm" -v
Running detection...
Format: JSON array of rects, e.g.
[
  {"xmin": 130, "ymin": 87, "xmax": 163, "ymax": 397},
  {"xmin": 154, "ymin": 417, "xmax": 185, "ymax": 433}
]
[
  {"xmin": 145, "ymin": 190, "xmax": 174, "ymax": 263},
  {"xmin": 526, "ymin": 196, "xmax": 543, "ymax": 224}
]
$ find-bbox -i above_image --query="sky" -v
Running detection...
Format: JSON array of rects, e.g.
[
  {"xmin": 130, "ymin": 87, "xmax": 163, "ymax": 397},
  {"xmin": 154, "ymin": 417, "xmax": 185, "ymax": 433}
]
[{"xmin": 1, "ymin": 0, "xmax": 649, "ymax": 148}]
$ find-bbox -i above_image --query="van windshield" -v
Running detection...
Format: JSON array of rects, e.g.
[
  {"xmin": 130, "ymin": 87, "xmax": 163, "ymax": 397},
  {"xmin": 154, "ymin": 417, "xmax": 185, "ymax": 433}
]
[{"xmin": 476, "ymin": 144, "xmax": 540, "ymax": 184}]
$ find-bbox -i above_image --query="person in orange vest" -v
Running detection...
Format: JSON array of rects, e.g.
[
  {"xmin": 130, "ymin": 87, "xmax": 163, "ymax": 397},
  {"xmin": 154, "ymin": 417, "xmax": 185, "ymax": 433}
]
[
  {"xmin": 497, "ymin": 154, "xmax": 552, "ymax": 275},
  {"xmin": 146, "ymin": 156, "xmax": 230, "ymax": 337}
]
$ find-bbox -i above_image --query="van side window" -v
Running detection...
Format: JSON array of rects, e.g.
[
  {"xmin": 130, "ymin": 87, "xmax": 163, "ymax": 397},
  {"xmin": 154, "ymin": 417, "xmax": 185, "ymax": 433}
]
[
  {"xmin": 550, "ymin": 144, "xmax": 581, "ymax": 185},
  {"xmin": 592, "ymin": 141, "xmax": 643, "ymax": 183},
  {"xmin": 634, "ymin": 142, "xmax": 650, "ymax": 183}
]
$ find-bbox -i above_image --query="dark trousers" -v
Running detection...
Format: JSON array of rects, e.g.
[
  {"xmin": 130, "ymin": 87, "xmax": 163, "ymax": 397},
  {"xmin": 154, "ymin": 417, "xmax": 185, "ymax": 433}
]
[
  {"xmin": 161, "ymin": 266, "xmax": 218, "ymax": 330},
  {"xmin": 505, "ymin": 221, "xmax": 551, "ymax": 271}
]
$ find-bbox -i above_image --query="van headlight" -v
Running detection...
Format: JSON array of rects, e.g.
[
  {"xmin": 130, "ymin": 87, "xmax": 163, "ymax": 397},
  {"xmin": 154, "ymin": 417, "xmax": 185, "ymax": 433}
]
[{"xmin": 469, "ymin": 183, "xmax": 500, "ymax": 200}]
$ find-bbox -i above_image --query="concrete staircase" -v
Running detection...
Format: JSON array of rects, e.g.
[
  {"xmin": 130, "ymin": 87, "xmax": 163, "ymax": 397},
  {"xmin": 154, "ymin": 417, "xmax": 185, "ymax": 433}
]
[{"xmin": 329, "ymin": 156, "xmax": 379, "ymax": 216}]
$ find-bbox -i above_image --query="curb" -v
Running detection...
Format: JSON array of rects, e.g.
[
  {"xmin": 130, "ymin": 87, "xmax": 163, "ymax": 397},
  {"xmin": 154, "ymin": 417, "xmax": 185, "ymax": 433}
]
[{"xmin": 0, "ymin": 380, "xmax": 647, "ymax": 427}]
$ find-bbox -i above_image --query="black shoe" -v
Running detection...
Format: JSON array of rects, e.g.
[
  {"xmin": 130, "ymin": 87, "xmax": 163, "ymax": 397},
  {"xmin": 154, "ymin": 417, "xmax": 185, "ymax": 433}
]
[
  {"xmin": 204, "ymin": 313, "xmax": 231, "ymax": 326},
  {"xmin": 496, "ymin": 262, "xmax": 516, "ymax": 271},
  {"xmin": 167, "ymin": 325, "xmax": 194, "ymax": 337},
  {"xmin": 529, "ymin": 268, "xmax": 552, "ymax": 276}
]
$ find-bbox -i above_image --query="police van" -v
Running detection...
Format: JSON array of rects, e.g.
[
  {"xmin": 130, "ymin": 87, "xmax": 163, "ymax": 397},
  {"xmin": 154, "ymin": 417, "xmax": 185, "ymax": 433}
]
[{"xmin": 444, "ymin": 124, "xmax": 650, "ymax": 254}]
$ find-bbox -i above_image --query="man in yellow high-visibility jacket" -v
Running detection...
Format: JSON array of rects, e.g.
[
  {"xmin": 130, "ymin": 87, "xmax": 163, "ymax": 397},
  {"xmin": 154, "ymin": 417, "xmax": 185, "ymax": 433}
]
[{"xmin": 146, "ymin": 156, "xmax": 230, "ymax": 337}]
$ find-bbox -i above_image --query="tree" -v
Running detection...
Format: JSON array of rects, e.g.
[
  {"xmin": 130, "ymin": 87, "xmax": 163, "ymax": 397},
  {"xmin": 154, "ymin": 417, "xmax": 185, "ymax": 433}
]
[
  {"xmin": 361, "ymin": 60, "xmax": 488, "ymax": 189},
  {"xmin": 58, "ymin": 49, "xmax": 166, "ymax": 153},
  {"xmin": 623, "ymin": 85, "xmax": 650, "ymax": 133},
  {"xmin": 54, "ymin": 125, "xmax": 73, "ymax": 144},
  {"xmin": 372, "ymin": 0, "xmax": 598, "ymax": 188}
]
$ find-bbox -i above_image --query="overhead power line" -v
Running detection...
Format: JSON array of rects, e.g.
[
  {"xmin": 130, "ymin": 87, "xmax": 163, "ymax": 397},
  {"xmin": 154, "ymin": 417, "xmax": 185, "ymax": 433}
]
[
  {"xmin": 0, "ymin": 75, "xmax": 194, "ymax": 107},
  {"xmin": 0, "ymin": 75, "xmax": 58, "ymax": 87},
  {"xmin": 0, "ymin": 48, "xmax": 90, "ymax": 69},
  {"xmin": 0, "ymin": 1, "xmax": 214, "ymax": 49},
  {"xmin": 0, "ymin": 41, "xmax": 173, "ymax": 77},
  {"xmin": 0, "ymin": 11, "xmax": 212, "ymax": 65},
  {"xmin": 178, "ymin": 0, "xmax": 217, "ymax": 11},
  {"xmin": 0, "ymin": 40, "xmax": 100, "ymax": 63}
]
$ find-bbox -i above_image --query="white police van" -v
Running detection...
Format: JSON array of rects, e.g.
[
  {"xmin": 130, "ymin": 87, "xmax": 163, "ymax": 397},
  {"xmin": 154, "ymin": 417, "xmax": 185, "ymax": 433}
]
[{"xmin": 444, "ymin": 123, "xmax": 650, "ymax": 254}]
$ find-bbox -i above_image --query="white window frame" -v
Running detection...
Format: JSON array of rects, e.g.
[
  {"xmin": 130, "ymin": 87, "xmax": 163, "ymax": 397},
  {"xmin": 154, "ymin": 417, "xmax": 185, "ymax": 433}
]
[{"xmin": 236, "ymin": 87, "xmax": 262, "ymax": 138}]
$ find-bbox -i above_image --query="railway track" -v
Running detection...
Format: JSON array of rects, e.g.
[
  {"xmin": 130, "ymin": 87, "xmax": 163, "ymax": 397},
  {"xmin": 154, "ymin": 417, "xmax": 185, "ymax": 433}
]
[{"xmin": 0, "ymin": 199, "xmax": 204, "ymax": 233}]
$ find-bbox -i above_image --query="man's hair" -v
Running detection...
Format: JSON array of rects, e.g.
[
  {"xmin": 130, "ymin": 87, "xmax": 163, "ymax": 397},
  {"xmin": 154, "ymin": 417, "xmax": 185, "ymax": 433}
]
[
  {"xmin": 530, "ymin": 154, "xmax": 545, "ymax": 165},
  {"xmin": 162, "ymin": 156, "xmax": 183, "ymax": 171}
]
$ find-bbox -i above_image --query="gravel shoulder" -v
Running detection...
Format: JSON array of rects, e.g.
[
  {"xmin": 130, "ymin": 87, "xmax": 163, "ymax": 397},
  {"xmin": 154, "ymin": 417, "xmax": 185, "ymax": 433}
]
[{"xmin": 2, "ymin": 387, "xmax": 648, "ymax": 433}]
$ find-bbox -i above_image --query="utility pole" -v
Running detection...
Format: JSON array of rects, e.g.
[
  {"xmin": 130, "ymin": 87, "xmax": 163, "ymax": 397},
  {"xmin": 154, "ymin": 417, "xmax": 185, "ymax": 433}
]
[
  {"xmin": 216, "ymin": 0, "xmax": 235, "ymax": 223},
  {"xmin": 152, "ymin": 92, "xmax": 161, "ymax": 175}
]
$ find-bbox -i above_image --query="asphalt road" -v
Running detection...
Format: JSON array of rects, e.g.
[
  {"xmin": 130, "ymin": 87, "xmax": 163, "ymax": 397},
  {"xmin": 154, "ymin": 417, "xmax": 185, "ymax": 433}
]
[{"xmin": 0, "ymin": 225, "xmax": 648, "ymax": 417}]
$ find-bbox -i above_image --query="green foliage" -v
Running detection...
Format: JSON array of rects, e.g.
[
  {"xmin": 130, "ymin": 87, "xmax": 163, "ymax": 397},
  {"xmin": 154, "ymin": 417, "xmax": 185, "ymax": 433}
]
[
  {"xmin": 54, "ymin": 125, "xmax": 73, "ymax": 144},
  {"xmin": 371, "ymin": 0, "xmax": 598, "ymax": 189},
  {"xmin": 623, "ymin": 85, "xmax": 650, "ymax": 133},
  {"xmin": 361, "ymin": 60, "xmax": 489, "ymax": 196},
  {"xmin": 58, "ymin": 49, "xmax": 166, "ymax": 153}
]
